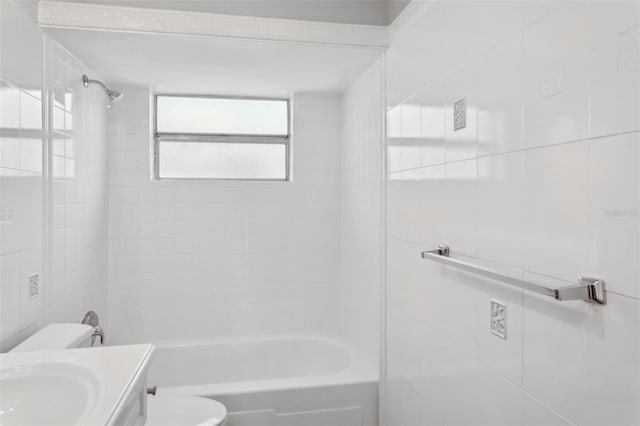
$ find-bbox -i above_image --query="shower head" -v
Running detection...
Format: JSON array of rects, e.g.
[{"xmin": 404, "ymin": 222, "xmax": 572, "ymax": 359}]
[
  {"xmin": 106, "ymin": 89, "xmax": 124, "ymax": 107},
  {"xmin": 82, "ymin": 74, "xmax": 124, "ymax": 107}
]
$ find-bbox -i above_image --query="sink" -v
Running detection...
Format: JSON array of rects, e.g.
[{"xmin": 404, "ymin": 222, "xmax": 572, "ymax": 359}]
[
  {"xmin": 0, "ymin": 362, "xmax": 100, "ymax": 426},
  {"xmin": 0, "ymin": 344, "xmax": 154, "ymax": 426}
]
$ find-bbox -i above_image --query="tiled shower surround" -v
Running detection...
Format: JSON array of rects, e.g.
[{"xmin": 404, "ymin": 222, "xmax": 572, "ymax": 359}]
[
  {"xmin": 341, "ymin": 58, "xmax": 385, "ymax": 365},
  {"xmin": 107, "ymin": 80, "xmax": 384, "ymax": 364},
  {"xmin": 384, "ymin": 2, "xmax": 639, "ymax": 426},
  {"xmin": 47, "ymin": 40, "xmax": 109, "ymax": 327},
  {"xmin": 108, "ymin": 91, "xmax": 345, "ymax": 343}
]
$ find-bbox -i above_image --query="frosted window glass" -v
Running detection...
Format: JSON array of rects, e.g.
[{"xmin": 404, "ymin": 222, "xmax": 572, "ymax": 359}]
[
  {"xmin": 157, "ymin": 96, "xmax": 288, "ymax": 135},
  {"xmin": 158, "ymin": 141, "xmax": 286, "ymax": 180}
]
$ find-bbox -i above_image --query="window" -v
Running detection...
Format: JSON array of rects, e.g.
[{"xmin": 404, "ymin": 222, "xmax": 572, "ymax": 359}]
[{"xmin": 154, "ymin": 95, "xmax": 290, "ymax": 180}]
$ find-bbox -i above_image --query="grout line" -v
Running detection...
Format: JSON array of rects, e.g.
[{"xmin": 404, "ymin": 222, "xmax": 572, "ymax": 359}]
[
  {"xmin": 387, "ymin": 129, "xmax": 640, "ymax": 176},
  {"xmin": 520, "ymin": 387, "xmax": 578, "ymax": 426},
  {"xmin": 606, "ymin": 290, "xmax": 640, "ymax": 302}
]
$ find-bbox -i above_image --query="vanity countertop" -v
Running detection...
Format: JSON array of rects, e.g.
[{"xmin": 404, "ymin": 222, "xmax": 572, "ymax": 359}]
[{"xmin": 0, "ymin": 344, "xmax": 155, "ymax": 425}]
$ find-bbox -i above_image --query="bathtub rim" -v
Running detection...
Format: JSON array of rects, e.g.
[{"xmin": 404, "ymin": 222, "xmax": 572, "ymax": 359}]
[{"xmin": 147, "ymin": 333, "xmax": 378, "ymax": 397}]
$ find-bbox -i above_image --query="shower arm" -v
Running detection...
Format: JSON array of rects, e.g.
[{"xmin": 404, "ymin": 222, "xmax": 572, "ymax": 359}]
[
  {"xmin": 82, "ymin": 74, "xmax": 123, "ymax": 107},
  {"xmin": 83, "ymin": 74, "xmax": 108, "ymax": 92}
]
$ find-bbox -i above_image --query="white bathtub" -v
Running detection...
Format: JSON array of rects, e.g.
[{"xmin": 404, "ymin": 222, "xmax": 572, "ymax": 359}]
[{"xmin": 147, "ymin": 335, "xmax": 378, "ymax": 425}]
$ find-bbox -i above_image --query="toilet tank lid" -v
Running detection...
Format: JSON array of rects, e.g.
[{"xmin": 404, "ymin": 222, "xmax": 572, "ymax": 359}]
[{"xmin": 10, "ymin": 323, "xmax": 95, "ymax": 352}]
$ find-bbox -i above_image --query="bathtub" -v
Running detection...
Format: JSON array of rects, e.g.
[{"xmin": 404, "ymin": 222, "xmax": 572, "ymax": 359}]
[{"xmin": 147, "ymin": 335, "xmax": 378, "ymax": 426}]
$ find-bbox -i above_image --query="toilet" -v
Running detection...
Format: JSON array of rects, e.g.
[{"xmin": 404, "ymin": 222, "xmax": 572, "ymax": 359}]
[
  {"xmin": 147, "ymin": 396, "xmax": 227, "ymax": 426},
  {"xmin": 10, "ymin": 323, "xmax": 228, "ymax": 426}
]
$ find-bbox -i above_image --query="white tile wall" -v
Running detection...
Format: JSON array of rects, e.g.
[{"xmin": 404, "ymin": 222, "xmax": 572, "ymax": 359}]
[
  {"xmin": 108, "ymin": 90, "xmax": 342, "ymax": 344},
  {"xmin": 384, "ymin": 1, "xmax": 640, "ymax": 425},
  {"xmin": 340, "ymin": 57, "xmax": 384, "ymax": 364},
  {"xmin": 0, "ymin": 0, "xmax": 44, "ymax": 350},
  {"xmin": 1, "ymin": 2, "xmax": 109, "ymax": 350},
  {"xmin": 45, "ymin": 39, "xmax": 110, "ymax": 329}
]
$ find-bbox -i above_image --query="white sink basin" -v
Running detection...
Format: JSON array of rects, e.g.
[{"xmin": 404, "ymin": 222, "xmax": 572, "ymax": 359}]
[
  {"xmin": 0, "ymin": 344, "xmax": 155, "ymax": 426},
  {"xmin": 0, "ymin": 362, "xmax": 100, "ymax": 426}
]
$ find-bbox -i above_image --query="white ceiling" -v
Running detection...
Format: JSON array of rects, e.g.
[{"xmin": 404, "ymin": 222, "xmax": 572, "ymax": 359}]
[
  {"xmin": 48, "ymin": 29, "xmax": 383, "ymax": 96},
  {"xmin": 47, "ymin": 0, "xmax": 409, "ymax": 26}
]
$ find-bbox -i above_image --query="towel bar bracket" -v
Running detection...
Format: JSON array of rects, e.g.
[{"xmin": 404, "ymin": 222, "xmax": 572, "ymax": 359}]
[
  {"xmin": 437, "ymin": 244, "xmax": 450, "ymax": 257},
  {"xmin": 421, "ymin": 244, "xmax": 607, "ymax": 305},
  {"xmin": 562, "ymin": 277, "xmax": 606, "ymax": 305}
]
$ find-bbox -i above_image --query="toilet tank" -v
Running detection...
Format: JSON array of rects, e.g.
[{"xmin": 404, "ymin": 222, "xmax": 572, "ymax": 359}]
[{"xmin": 10, "ymin": 323, "xmax": 95, "ymax": 352}]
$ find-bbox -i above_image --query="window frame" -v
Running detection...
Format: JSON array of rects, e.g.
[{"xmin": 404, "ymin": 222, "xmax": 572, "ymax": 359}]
[{"xmin": 153, "ymin": 94, "xmax": 291, "ymax": 181}]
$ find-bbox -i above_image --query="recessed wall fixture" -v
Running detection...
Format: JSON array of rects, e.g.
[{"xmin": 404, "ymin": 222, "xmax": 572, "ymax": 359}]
[{"xmin": 82, "ymin": 74, "xmax": 123, "ymax": 107}]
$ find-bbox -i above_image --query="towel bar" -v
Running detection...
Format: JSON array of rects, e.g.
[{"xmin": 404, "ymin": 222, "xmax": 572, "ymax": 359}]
[{"xmin": 421, "ymin": 244, "xmax": 606, "ymax": 305}]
